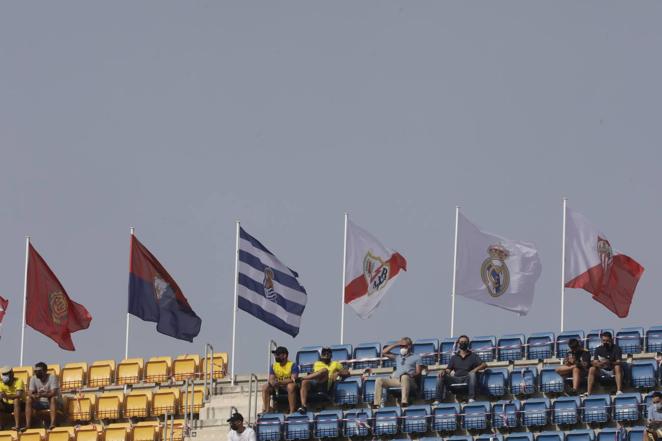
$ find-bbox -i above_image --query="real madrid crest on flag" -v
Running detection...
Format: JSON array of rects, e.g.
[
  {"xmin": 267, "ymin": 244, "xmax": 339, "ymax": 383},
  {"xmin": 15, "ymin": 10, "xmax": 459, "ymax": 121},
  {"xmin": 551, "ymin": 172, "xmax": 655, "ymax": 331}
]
[{"xmin": 481, "ymin": 244, "xmax": 510, "ymax": 297}]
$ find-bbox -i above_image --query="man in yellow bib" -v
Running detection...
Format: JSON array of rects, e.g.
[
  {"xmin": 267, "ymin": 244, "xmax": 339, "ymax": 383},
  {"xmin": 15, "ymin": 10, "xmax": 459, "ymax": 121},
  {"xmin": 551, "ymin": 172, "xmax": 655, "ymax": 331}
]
[
  {"xmin": 297, "ymin": 347, "xmax": 349, "ymax": 414},
  {"xmin": 0, "ymin": 366, "xmax": 25, "ymax": 430},
  {"xmin": 262, "ymin": 346, "xmax": 299, "ymax": 414}
]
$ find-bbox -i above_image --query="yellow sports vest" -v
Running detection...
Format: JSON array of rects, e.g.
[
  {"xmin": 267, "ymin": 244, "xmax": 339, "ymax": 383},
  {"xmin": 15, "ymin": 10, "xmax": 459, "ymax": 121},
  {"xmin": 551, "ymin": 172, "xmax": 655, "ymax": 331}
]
[{"xmin": 272, "ymin": 361, "xmax": 294, "ymax": 382}]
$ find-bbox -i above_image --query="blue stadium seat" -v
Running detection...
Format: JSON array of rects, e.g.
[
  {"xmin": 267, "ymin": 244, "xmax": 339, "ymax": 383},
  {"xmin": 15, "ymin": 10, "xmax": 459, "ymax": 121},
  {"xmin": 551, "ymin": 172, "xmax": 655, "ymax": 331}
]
[
  {"xmin": 477, "ymin": 434, "xmax": 504, "ymax": 441},
  {"xmin": 413, "ymin": 338, "xmax": 439, "ymax": 366},
  {"xmin": 537, "ymin": 431, "xmax": 565, "ymax": 441},
  {"xmin": 511, "ymin": 366, "xmax": 538, "ymax": 396},
  {"xmin": 498, "ymin": 334, "xmax": 525, "ymax": 361},
  {"xmin": 617, "ymin": 328, "xmax": 644, "ymax": 355},
  {"xmin": 422, "ymin": 373, "xmax": 439, "ymax": 400},
  {"xmin": 471, "ymin": 335, "xmax": 497, "ymax": 362},
  {"xmin": 463, "ymin": 401, "xmax": 491, "ymax": 431},
  {"xmin": 557, "ymin": 330, "xmax": 585, "ymax": 358},
  {"xmin": 382, "ymin": 340, "xmax": 400, "ymax": 368},
  {"xmin": 493, "ymin": 400, "xmax": 521, "ymax": 430},
  {"xmin": 420, "ymin": 437, "xmax": 444, "ymax": 441},
  {"xmin": 566, "ymin": 430, "xmax": 596, "ymax": 441},
  {"xmin": 448, "ymin": 436, "xmax": 473, "ymax": 441},
  {"xmin": 440, "ymin": 338, "xmax": 457, "ymax": 365},
  {"xmin": 314, "ymin": 410, "xmax": 342, "ymax": 439},
  {"xmin": 353, "ymin": 342, "xmax": 381, "ymax": 370},
  {"xmin": 506, "ymin": 432, "xmax": 535, "ymax": 441},
  {"xmin": 553, "ymin": 396, "xmax": 580, "ymax": 425},
  {"xmin": 628, "ymin": 427, "xmax": 646, "ymax": 441},
  {"xmin": 582, "ymin": 394, "xmax": 611, "ymax": 424},
  {"xmin": 614, "ymin": 393, "xmax": 641, "ymax": 424},
  {"xmin": 285, "ymin": 413, "xmax": 313, "ymax": 441},
  {"xmin": 343, "ymin": 409, "xmax": 372, "ymax": 438},
  {"xmin": 646, "ymin": 326, "xmax": 662, "ymax": 353},
  {"xmin": 402, "ymin": 404, "xmax": 431, "ymax": 434},
  {"xmin": 586, "ymin": 329, "xmax": 612, "ymax": 355},
  {"xmin": 373, "ymin": 406, "xmax": 401, "ymax": 436},
  {"xmin": 329, "ymin": 344, "xmax": 352, "ymax": 365},
  {"xmin": 597, "ymin": 428, "xmax": 627, "ymax": 441},
  {"xmin": 362, "ymin": 375, "xmax": 387, "ymax": 404},
  {"xmin": 540, "ymin": 366, "xmax": 565, "ymax": 394},
  {"xmin": 522, "ymin": 397, "xmax": 551, "ymax": 428},
  {"xmin": 333, "ymin": 376, "xmax": 361, "ymax": 405},
  {"xmin": 527, "ymin": 332, "xmax": 555, "ymax": 360},
  {"xmin": 483, "ymin": 367, "xmax": 508, "ymax": 398},
  {"xmin": 432, "ymin": 402, "xmax": 461, "ymax": 432},
  {"xmin": 257, "ymin": 413, "xmax": 285, "ymax": 441},
  {"xmin": 296, "ymin": 346, "xmax": 321, "ymax": 374},
  {"xmin": 630, "ymin": 359, "xmax": 658, "ymax": 389}
]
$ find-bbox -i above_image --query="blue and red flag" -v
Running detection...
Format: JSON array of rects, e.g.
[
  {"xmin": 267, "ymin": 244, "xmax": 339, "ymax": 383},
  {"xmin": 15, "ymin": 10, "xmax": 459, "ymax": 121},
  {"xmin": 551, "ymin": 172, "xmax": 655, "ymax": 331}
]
[{"xmin": 128, "ymin": 235, "xmax": 201, "ymax": 342}]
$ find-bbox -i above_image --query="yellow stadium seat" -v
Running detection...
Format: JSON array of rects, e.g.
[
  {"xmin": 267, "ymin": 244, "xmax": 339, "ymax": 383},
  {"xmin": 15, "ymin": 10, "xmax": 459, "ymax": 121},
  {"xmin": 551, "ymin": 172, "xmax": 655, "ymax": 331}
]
[
  {"xmin": 132, "ymin": 422, "xmax": 160, "ymax": 441},
  {"xmin": 116, "ymin": 359, "xmax": 143, "ymax": 385},
  {"xmin": 61, "ymin": 363, "xmax": 88, "ymax": 391},
  {"xmin": 203, "ymin": 353, "xmax": 227, "ymax": 379},
  {"xmin": 179, "ymin": 386, "xmax": 205, "ymax": 415},
  {"xmin": 19, "ymin": 429, "xmax": 45, "ymax": 441},
  {"xmin": 66, "ymin": 393, "xmax": 96, "ymax": 422},
  {"xmin": 96, "ymin": 392, "xmax": 124, "ymax": 420},
  {"xmin": 0, "ymin": 431, "xmax": 18, "ymax": 441},
  {"xmin": 172, "ymin": 355, "xmax": 200, "ymax": 381},
  {"xmin": 47, "ymin": 427, "xmax": 74, "ymax": 441},
  {"xmin": 88, "ymin": 360, "xmax": 115, "ymax": 388},
  {"xmin": 74, "ymin": 425, "xmax": 101, "ymax": 441},
  {"xmin": 152, "ymin": 388, "xmax": 180, "ymax": 416},
  {"xmin": 161, "ymin": 420, "xmax": 185, "ymax": 441},
  {"xmin": 103, "ymin": 424, "xmax": 131, "ymax": 441},
  {"xmin": 125, "ymin": 390, "xmax": 152, "ymax": 419},
  {"xmin": 144, "ymin": 357, "xmax": 172, "ymax": 383},
  {"xmin": 11, "ymin": 367, "xmax": 33, "ymax": 390},
  {"xmin": 47, "ymin": 365, "xmax": 61, "ymax": 379}
]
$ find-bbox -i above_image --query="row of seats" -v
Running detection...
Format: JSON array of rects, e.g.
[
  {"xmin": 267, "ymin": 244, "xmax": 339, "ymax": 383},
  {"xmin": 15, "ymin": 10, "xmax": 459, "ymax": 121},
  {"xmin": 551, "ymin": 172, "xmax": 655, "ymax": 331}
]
[
  {"xmin": 295, "ymin": 326, "xmax": 662, "ymax": 370},
  {"xmin": 11, "ymin": 352, "xmax": 227, "ymax": 391},
  {"xmin": 0, "ymin": 421, "xmax": 185, "ymax": 441},
  {"xmin": 332, "ymin": 360, "xmax": 660, "ymax": 406},
  {"xmin": 257, "ymin": 407, "xmax": 648, "ymax": 440}
]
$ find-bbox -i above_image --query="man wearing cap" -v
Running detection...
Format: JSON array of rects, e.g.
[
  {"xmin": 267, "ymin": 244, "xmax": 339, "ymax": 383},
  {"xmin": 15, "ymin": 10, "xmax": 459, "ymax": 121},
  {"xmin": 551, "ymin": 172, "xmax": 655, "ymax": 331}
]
[
  {"xmin": 262, "ymin": 346, "xmax": 299, "ymax": 414},
  {"xmin": 0, "ymin": 366, "xmax": 24, "ymax": 430},
  {"xmin": 297, "ymin": 347, "xmax": 349, "ymax": 414},
  {"xmin": 26, "ymin": 362, "xmax": 60, "ymax": 430},
  {"xmin": 227, "ymin": 413, "xmax": 256, "ymax": 441}
]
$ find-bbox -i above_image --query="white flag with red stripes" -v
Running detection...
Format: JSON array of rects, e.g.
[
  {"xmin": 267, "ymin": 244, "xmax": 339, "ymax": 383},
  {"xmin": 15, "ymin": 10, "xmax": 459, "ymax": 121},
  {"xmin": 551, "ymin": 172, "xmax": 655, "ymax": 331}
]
[{"xmin": 343, "ymin": 220, "xmax": 407, "ymax": 319}]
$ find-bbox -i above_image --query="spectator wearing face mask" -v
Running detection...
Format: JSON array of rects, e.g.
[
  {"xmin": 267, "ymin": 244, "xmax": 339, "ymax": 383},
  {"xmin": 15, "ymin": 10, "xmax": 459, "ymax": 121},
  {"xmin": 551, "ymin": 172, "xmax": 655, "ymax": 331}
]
[
  {"xmin": 587, "ymin": 331, "xmax": 623, "ymax": 396},
  {"xmin": 372, "ymin": 337, "xmax": 425, "ymax": 408},
  {"xmin": 297, "ymin": 347, "xmax": 349, "ymax": 414},
  {"xmin": 435, "ymin": 335, "xmax": 486, "ymax": 404},
  {"xmin": 0, "ymin": 366, "xmax": 24, "ymax": 430},
  {"xmin": 555, "ymin": 338, "xmax": 591, "ymax": 396},
  {"xmin": 647, "ymin": 392, "xmax": 662, "ymax": 441},
  {"xmin": 26, "ymin": 362, "xmax": 60, "ymax": 430}
]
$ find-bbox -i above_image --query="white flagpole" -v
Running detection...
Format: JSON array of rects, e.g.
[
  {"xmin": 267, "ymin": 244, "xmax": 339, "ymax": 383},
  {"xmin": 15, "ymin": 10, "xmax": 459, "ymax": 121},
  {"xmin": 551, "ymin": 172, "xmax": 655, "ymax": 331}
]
[
  {"xmin": 340, "ymin": 213, "xmax": 348, "ymax": 344},
  {"xmin": 560, "ymin": 198, "xmax": 567, "ymax": 332},
  {"xmin": 450, "ymin": 206, "xmax": 459, "ymax": 337},
  {"xmin": 230, "ymin": 221, "xmax": 240, "ymax": 386},
  {"xmin": 19, "ymin": 236, "xmax": 30, "ymax": 366},
  {"xmin": 125, "ymin": 227, "xmax": 134, "ymax": 360}
]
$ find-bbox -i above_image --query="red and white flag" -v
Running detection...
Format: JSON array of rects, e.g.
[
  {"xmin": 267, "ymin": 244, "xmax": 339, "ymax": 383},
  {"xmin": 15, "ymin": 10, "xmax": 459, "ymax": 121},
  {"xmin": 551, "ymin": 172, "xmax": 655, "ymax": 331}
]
[
  {"xmin": 564, "ymin": 207, "xmax": 644, "ymax": 318},
  {"xmin": 343, "ymin": 220, "xmax": 407, "ymax": 319}
]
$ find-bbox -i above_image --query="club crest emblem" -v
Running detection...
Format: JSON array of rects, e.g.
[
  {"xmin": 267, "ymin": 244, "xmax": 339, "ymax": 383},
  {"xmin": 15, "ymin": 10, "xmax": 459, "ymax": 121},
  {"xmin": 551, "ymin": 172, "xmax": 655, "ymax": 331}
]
[
  {"xmin": 480, "ymin": 244, "xmax": 510, "ymax": 297},
  {"xmin": 48, "ymin": 291, "xmax": 68, "ymax": 325},
  {"xmin": 597, "ymin": 237, "xmax": 613, "ymax": 271},
  {"xmin": 363, "ymin": 252, "xmax": 390, "ymax": 295},
  {"xmin": 263, "ymin": 267, "xmax": 277, "ymax": 302},
  {"xmin": 153, "ymin": 275, "xmax": 169, "ymax": 303}
]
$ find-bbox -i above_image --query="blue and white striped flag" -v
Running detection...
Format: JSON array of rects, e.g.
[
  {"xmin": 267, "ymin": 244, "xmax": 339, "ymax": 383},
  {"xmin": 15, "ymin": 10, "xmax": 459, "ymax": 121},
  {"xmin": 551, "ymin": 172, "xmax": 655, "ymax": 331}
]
[{"xmin": 237, "ymin": 227, "xmax": 307, "ymax": 337}]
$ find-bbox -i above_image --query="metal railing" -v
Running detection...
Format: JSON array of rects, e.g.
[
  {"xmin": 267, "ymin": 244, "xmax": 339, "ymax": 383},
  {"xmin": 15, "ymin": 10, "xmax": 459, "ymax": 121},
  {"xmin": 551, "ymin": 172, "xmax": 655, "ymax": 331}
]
[
  {"xmin": 162, "ymin": 412, "xmax": 175, "ymax": 441},
  {"xmin": 203, "ymin": 343, "xmax": 215, "ymax": 401},
  {"xmin": 247, "ymin": 373, "xmax": 259, "ymax": 425},
  {"xmin": 267, "ymin": 340, "xmax": 277, "ymax": 374}
]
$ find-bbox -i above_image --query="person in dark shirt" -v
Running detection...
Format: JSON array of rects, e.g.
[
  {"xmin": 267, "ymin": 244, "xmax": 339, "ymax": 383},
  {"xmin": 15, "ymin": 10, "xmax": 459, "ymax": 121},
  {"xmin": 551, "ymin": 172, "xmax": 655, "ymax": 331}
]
[
  {"xmin": 434, "ymin": 335, "xmax": 486, "ymax": 403},
  {"xmin": 555, "ymin": 338, "xmax": 591, "ymax": 395},
  {"xmin": 587, "ymin": 331, "xmax": 623, "ymax": 395}
]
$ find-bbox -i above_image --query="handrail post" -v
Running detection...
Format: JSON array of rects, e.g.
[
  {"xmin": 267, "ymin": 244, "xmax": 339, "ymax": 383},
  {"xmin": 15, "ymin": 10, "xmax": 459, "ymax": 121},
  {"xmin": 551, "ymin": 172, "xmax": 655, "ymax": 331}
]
[{"xmin": 267, "ymin": 340, "xmax": 277, "ymax": 375}]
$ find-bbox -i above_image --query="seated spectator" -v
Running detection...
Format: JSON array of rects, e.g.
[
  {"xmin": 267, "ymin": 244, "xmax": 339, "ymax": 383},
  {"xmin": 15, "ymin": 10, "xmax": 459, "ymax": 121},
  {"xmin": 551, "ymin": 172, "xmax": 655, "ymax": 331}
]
[
  {"xmin": 261, "ymin": 346, "xmax": 299, "ymax": 414},
  {"xmin": 647, "ymin": 392, "xmax": 662, "ymax": 441},
  {"xmin": 0, "ymin": 366, "xmax": 24, "ymax": 430},
  {"xmin": 587, "ymin": 331, "xmax": 623, "ymax": 395},
  {"xmin": 227, "ymin": 412, "xmax": 256, "ymax": 441},
  {"xmin": 297, "ymin": 347, "xmax": 349, "ymax": 414},
  {"xmin": 435, "ymin": 335, "xmax": 487, "ymax": 404},
  {"xmin": 555, "ymin": 338, "xmax": 590, "ymax": 395},
  {"xmin": 26, "ymin": 362, "xmax": 60, "ymax": 430},
  {"xmin": 372, "ymin": 337, "xmax": 425, "ymax": 408}
]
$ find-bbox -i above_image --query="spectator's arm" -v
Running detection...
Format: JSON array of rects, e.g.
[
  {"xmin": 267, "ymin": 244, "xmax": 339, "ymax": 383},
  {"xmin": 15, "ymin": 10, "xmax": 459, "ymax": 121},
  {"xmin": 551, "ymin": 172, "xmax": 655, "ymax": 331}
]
[
  {"xmin": 337, "ymin": 368, "xmax": 351, "ymax": 380},
  {"xmin": 381, "ymin": 342, "xmax": 400, "ymax": 360},
  {"xmin": 302, "ymin": 368, "xmax": 327, "ymax": 381},
  {"xmin": 415, "ymin": 364, "xmax": 426, "ymax": 377},
  {"xmin": 472, "ymin": 362, "xmax": 487, "ymax": 373}
]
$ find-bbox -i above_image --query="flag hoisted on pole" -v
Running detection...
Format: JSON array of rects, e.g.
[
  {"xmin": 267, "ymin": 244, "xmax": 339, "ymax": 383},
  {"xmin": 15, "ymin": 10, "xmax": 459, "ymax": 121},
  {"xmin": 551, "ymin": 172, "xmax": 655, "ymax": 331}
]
[
  {"xmin": 340, "ymin": 213, "xmax": 348, "ymax": 344},
  {"xmin": 450, "ymin": 206, "xmax": 459, "ymax": 337},
  {"xmin": 125, "ymin": 227, "xmax": 134, "ymax": 359},
  {"xmin": 0, "ymin": 296, "xmax": 8, "ymax": 339}
]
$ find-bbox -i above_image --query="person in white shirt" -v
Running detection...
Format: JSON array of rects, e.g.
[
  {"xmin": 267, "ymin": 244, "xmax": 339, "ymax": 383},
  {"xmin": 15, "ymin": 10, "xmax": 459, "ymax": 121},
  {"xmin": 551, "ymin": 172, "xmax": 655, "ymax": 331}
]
[{"xmin": 228, "ymin": 413, "xmax": 256, "ymax": 441}]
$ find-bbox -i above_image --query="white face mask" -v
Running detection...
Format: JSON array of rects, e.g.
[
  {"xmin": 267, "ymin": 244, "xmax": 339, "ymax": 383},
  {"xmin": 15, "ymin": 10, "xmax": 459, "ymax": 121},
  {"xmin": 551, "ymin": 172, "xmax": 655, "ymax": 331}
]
[
  {"xmin": 400, "ymin": 347, "xmax": 409, "ymax": 356},
  {"xmin": 1, "ymin": 375, "xmax": 10, "ymax": 384}
]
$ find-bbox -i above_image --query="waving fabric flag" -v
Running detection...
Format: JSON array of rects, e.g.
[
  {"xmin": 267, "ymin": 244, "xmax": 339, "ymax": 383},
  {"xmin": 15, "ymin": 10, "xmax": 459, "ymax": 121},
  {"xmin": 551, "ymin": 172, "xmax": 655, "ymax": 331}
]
[
  {"xmin": 344, "ymin": 220, "xmax": 407, "ymax": 319},
  {"xmin": 236, "ymin": 227, "xmax": 307, "ymax": 337},
  {"xmin": 0, "ymin": 296, "xmax": 7, "ymax": 338},
  {"xmin": 455, "ymin": 212, "xmax": 542, "ymax": 316},
  {"xmin": 129, "ymin": 235, "xmax": 202, "ymax": 342},
  {"xmin": 26, "ymin": 243, "xmax": 92, "ymax": 350},
  {"xmin": 565, "ymin": 208, "xmax": 644, "ymax": 318}
]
